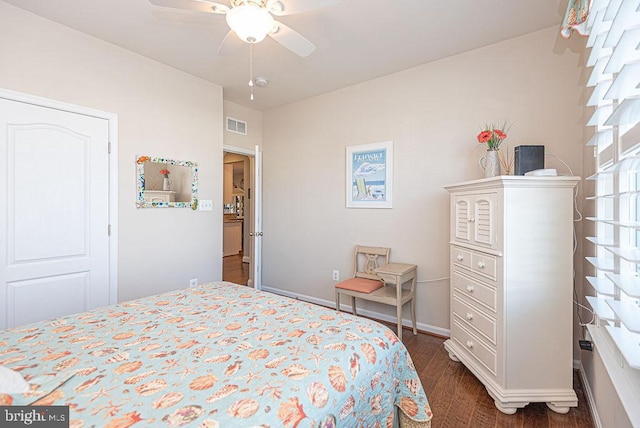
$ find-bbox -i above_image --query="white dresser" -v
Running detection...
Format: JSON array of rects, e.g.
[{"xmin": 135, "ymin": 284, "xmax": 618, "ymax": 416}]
[{"xmin": 444, "ymin": 176, "xmax": 580, "ymax": 415}]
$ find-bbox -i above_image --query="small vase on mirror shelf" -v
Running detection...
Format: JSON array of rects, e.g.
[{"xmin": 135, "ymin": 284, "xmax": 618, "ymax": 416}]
[{"xmin": 160, "ymin": 168, "xmax": 171, "ymax": 190}]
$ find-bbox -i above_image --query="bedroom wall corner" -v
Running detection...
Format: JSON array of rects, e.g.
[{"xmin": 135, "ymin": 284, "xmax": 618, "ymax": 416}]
[{"xmin": 260, "ymin": 26, "xmax": 586, "ymax": 336}]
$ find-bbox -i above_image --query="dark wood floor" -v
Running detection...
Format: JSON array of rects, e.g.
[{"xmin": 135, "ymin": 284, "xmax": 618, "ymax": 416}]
[
  {"xmin": 400, "ymin": 329, "xmax": 594, "ymax": 428},
  {"xmin": 222, "ymin": 256, "xmax": 594, "ymax": 427},
  {"xmin": 222, "ymin": 253, "xmax": 249, "ymax": 285}
]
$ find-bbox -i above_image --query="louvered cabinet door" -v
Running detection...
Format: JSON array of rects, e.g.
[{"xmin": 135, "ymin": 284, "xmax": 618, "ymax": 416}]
[
  {"xmin": 472, "ymin": 194, "xmax": 497, "ymax": 249},
  {"xmin": 452, "ymin": 193, "xmax": 498, "ymax": 251},
  {"xmin": 453, "ymin": 197, "xmax": 471, "ymax": 242}
]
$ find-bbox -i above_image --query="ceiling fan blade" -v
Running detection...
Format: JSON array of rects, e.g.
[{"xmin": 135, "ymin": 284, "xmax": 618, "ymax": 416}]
[
  {"xmin": 268, "ymin": 21, "xmax": 316, "ymax": 57},
  {"xmin": 152, "ymin": 10, "xmax": 219, "ymax": 25},
  {"xmin": 217, "ymin": 30, "xmax": 244, "ymax": 55},
  {"xmin": 267, "ymin": 0, "xmax": 341, "ymax": 16},
  {"xmin": 149, "ymin": 0, "xmax": 229, "ymax": 14}
]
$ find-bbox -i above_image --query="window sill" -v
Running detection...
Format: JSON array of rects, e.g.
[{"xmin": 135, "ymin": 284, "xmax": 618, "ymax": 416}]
[{"xmin": 587, "ymin": 324, "xmax": 640, "ymax": 426}]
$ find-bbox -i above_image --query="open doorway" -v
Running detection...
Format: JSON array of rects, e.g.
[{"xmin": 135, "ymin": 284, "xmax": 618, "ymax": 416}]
[{"xmin": 222, "ymin": 150, "xmax": 252, "ymax": 285}]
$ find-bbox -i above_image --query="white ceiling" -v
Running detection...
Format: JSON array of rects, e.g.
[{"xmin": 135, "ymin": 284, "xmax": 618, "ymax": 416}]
[{"xmin": 3, "ymin": 0, "xmax": 567, "ymax": 111}]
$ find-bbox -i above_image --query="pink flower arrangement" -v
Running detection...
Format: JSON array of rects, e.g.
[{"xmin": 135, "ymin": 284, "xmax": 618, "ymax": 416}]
[{"xmin": 159, "ymin": 169, "xmax": 170, "ymax": 178}]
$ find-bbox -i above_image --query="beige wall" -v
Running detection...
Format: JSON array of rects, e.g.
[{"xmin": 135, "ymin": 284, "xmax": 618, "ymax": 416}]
[
  {"xmin": 223, "ymin": 100, "xmax": 263, "ymax": 151},
  {"xmin": 261, "ymin": 26, "xmax": 586, "ymax": 335},
  {"xmin": 0, "ymin": 1, "xmax": 224, "ymax": 301}
]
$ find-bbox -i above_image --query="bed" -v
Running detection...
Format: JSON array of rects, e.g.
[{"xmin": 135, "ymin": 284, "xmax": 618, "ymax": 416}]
[{"xmin": 0, "ymin": 281, "xmax": 432, "ymax": 427}]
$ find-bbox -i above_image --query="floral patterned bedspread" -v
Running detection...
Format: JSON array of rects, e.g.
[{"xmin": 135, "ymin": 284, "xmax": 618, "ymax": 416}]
[{"xmin": 0, "ymin": 282, "xmax": 432, "ymax": 427}]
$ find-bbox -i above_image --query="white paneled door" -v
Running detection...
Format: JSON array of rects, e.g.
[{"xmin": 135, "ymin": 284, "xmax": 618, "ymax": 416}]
[
  {"xmin": 252, "ymin": 145, "xmax": 262, "ymax": 291},
  {"xmin": 0, "ymin": 96, "xmax": 112, "ymax": 329}
]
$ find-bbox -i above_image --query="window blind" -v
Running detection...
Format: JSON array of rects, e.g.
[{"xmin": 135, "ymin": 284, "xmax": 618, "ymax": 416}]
[{"xmin": 584, "ymin": 0, "xmax": 640, "ymax": 418}]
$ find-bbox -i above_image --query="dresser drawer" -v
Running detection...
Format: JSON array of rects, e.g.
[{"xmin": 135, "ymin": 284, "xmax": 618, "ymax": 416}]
[
  {"xmin": 471, "ymin": 252, "xmax": 497, "ymax": 280},
  {"xmin": 452, "ymin": 320, "xmax": 497, "ymax": 376},
  {"xmin": 451, "ymin": 247, "xmax": 472, "ymax": 269},
  {"xmin": 452, "ymin": 270, "xmax": 497, "ymax": 312},
  {"xmin": 452, "ymin": 294, "xmax": 496, "ymax": 344}
]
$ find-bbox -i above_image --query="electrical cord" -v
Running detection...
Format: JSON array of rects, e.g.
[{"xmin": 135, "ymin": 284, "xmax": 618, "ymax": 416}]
[
  {"xmin": 546, "ymin": 152, "xmax": 583, "ymax": 222},
  {"xmin": 416, "ymin": 277, "xmax": 449, "ymax": 284},
  {"xmin": 545, "ymin": 152, "xmax": 595, "ymax": 339},
  {"xmin": 546, "ymin": 152, "xmax": 575, "ymax": 175}
]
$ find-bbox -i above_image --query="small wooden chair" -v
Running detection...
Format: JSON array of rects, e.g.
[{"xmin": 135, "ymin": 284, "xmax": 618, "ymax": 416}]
[{"xmin": 335, "ymin": 245, "xmax": 418, "ymax": 340}]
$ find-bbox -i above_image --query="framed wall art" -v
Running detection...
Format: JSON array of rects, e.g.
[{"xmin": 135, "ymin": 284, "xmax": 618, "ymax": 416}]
[{"xmin": 346, "ymin": 141, "xmax": 393, "ymax": 208}]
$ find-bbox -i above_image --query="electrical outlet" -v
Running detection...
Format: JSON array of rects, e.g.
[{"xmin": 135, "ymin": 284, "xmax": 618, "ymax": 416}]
[
  {"xmin": 579, "ymin": 340, "xmax": 593, "ymax": 351},
  {"xmin": 189, "ymin": 278, "xmax": 198, "ymax": 288},
  {"xmin": 332, "ymin": 270, "xmax": 339, "ymax": 281}
]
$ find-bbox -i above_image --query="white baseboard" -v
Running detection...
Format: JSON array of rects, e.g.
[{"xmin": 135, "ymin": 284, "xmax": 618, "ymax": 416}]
[
  {"xmin": 261, "ymin": 284, "xmax": 451, "ymax": 338},
  {"xmin": 576, "ymin": 359, "xmax": 603, "ymax": 428}
]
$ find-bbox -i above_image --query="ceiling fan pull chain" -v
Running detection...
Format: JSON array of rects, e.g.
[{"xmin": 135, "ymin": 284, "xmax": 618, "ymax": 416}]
[{"xmin": 249, "ymin": 43, "xmax": 255, "ymax": 100}]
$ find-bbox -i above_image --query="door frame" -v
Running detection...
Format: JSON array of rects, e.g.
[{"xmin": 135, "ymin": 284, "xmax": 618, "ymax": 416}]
[
  {"xmin": 0, "ymin": 88, "xmax": 119, "ymax": 304},
  {"xmin": 223, "ymin": 145, "xmax": 256, "ymax": 287}
]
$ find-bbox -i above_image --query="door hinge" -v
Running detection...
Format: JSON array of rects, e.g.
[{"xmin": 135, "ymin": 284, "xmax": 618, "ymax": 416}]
[
  {"xmin": 108, "ymin": 141, "xmax": 111, "ymax": 154},
  {"xmin": 108, "ymin": 224, "xmax": 111, "ymax": 236}
]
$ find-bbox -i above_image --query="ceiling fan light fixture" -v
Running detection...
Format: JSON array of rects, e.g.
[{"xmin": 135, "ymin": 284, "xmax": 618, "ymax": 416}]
[{"xmin": 226, "ymin": 4, "xmax": 274, "ymax": 43}]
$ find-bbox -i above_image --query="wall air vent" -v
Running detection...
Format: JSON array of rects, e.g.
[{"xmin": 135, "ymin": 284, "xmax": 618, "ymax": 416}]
[{"xmin": 226, "ymin": 117, "xmax": 247, "ymax": 135}]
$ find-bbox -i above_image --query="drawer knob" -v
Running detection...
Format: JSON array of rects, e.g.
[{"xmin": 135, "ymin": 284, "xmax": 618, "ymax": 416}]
[
  {"xmin": 477, "ymin": 261, "xmax": 485, "ymax": 269},
  {"xmin": 466, "ymin": 312, "xmax": 473, "ymax": 321},
  {"xmin": 468, "ymin": 217, "xmax": 475, "ymax": 222},
  {"xmin": 466, "ymin": 340, "xmax": 474, "ymax": 349},
  {"xmin": 457, "ymin": 254, "xmax": 464, "ymax": 261},
  {"xmin": 466, "ymin": 285, "xmax": 474, "ymax": 293}
]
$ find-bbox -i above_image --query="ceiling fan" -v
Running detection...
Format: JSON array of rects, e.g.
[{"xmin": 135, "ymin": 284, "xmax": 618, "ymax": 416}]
[{"xmin": 149, "ymin": 0, "xmax": 340, "ymax": 58}]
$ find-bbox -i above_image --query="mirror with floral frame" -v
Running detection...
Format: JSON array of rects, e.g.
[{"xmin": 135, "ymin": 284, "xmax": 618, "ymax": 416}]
[{"xmin": 136, "ymin": 155, "xmax": 198, "ymax": 209}]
